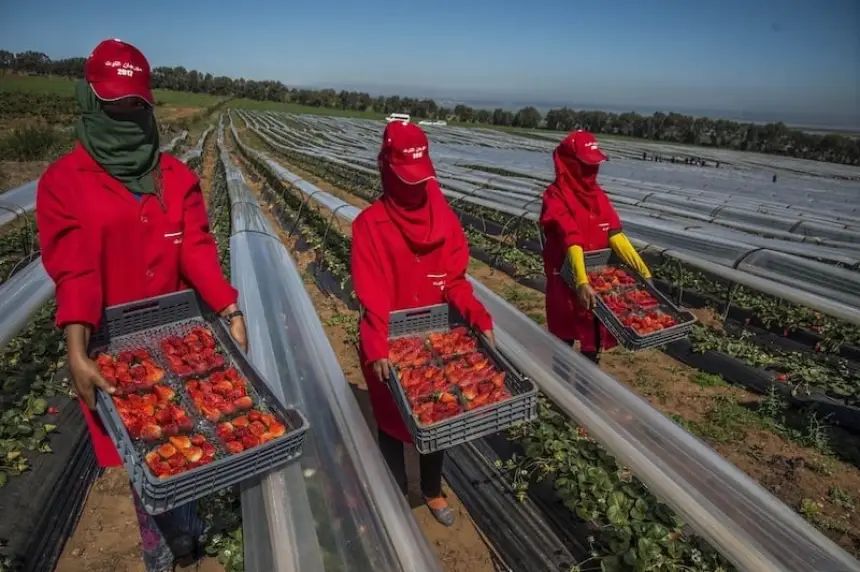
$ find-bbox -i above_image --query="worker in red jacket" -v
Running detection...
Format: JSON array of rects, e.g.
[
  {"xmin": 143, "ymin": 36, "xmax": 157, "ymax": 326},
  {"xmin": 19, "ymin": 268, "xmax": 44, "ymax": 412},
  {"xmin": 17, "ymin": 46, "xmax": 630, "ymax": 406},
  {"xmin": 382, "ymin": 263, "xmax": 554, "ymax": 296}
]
[
  {"xmin": 36, "ymin": 39, "xmax": 247, "ymax": 572},
  {"xmin": 351, "ymin": 121, "xmax": 494, "ymax": 526},
  {"xmin": 539, "ymin": 130, "xmax": 651, "ymax": 363}
]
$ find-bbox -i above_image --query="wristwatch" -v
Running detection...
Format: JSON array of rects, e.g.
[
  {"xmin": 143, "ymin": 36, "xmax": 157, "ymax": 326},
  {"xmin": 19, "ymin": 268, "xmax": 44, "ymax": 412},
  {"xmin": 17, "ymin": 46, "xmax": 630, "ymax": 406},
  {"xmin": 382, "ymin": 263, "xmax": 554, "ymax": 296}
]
[{"xmin": 223, "ymin": 309, "xmax": 244, "ymax": 324}]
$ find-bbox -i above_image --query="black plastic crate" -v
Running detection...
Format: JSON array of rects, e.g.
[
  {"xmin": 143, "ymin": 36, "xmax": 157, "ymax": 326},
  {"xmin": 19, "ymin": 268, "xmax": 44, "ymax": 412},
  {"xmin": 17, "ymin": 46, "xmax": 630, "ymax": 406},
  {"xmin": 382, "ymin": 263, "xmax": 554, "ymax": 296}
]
[
  {"xmin": 386, "ymin": 304, "xmax": 537, "ymax": 454},
  {"xmin": 561, "ymin": 249, "xmax": 697, "ymax": 351},
  {"xmin": 91, "ymin": 290, "xmax": 309, "ymax": 515}
]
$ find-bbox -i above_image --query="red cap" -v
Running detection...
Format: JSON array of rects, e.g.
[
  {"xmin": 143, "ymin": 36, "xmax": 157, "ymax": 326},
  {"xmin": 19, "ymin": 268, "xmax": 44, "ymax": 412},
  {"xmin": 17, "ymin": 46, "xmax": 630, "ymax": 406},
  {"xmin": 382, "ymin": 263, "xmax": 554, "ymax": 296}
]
[
  {"xmin": 380, "ymin": 121, "xmax": 436, "ymax": 184},
  {"xmin": 558, "ymin": 130, "xmax": 607, "ymax": 165},
  {"xmin": 84, "ymin": 38, "xmax": 154, "ymax": 105}
]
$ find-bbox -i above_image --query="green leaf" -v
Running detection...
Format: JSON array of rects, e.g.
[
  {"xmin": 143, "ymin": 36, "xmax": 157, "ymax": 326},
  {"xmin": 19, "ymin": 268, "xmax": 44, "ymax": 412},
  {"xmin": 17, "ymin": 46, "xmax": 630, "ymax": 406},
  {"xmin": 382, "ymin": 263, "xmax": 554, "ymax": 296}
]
[{"xmin": 31, "ymin": 398, "xmax": 48, "ymax": 416}]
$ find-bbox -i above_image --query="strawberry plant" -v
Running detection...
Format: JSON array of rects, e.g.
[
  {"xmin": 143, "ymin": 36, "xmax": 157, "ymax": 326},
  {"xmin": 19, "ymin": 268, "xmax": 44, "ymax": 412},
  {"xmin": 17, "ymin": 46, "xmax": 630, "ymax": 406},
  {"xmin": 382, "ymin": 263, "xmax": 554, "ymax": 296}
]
[
  {"xmin": 208, "ymin": 159, "xmax": 232, "ymax": 279},
  {"xmin": 655, "ymin": 262, "xmax": 860, "ymax": 353},
  {"xmin": 506, "ymin": 399, "xmax": 732, "ymax": 571},
  {"xmin": 0, "ymin": 217, "xmax": 39, "ymax": 284},
  {"xmin": 689, "ymin": 325, "xmax": 860, "ymax": 404},
  {"xmin": 0, "ymin": 302, "xmax": 71, "ymax": 486},
  {"xmin": 233, "ymin": 138, "xmax": 354, "ymax": 297},
  {"xmin": 195, "ymin": 146, "xmax": 246, "ymax": 570}
]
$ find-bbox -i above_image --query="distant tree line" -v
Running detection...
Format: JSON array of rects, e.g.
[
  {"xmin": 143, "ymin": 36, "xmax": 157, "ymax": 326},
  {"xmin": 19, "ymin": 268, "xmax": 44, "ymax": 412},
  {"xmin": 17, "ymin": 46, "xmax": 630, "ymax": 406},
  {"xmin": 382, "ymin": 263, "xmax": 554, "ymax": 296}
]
[{"xmin": 2, "ymin": 49, "xmax": 858, "ymax": 165}]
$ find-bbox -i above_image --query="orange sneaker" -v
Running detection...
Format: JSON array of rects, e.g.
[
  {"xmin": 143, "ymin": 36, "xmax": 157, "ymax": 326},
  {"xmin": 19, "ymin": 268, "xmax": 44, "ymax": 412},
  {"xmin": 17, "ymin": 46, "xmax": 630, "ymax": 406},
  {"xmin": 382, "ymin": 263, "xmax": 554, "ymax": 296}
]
[{"xmin": 425, "ymin": 496, "xmax": 455, "ymax": 526}]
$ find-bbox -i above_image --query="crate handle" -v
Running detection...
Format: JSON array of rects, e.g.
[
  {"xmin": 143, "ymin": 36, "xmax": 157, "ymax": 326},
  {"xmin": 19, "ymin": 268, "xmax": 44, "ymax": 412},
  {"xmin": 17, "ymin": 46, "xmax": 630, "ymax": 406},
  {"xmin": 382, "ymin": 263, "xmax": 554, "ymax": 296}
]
[
  {"xmin": 401, "ymin": 308, "xmax": 433, "ymax": 318},
  {"xmin": 119, "ymin": 300, "xmax": 161, "ymax": 315}
]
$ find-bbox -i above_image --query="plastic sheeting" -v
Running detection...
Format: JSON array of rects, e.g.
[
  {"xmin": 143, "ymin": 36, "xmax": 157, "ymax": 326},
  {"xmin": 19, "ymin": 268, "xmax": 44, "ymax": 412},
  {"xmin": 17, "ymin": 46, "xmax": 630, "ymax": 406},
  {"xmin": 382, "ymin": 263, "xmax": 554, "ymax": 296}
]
[
  {"xmin": 248, "ymin": 113, "xmax": 860, "ymax": 314},
  {"xmin": 231, "ymin": 121, "xmax": 860, "ymax": 571},
  {"xmin": 218, "ymin": 124, "xmax": 442, "ymax": 572},
  {"xmin": 472, "ymin": 280, "xmax": 860, "ymax": 572},
  {"xmin": 0, "ymin": 261, "xmax": 53, "ymax": 349}
]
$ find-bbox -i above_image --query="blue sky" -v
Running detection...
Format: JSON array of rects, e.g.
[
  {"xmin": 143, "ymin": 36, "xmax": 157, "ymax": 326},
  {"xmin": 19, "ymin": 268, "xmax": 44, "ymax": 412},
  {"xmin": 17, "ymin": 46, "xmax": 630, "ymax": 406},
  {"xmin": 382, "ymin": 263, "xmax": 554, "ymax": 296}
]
[{"xmin": 1, "ymin": 0, "xmax": 858, "ymax": 126}]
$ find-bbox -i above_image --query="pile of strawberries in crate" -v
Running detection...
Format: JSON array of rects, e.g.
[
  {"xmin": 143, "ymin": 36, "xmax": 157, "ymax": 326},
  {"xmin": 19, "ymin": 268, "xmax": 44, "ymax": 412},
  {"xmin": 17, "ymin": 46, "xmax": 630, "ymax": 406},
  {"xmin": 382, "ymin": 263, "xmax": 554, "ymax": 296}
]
[
  {"xmin": 589, "ymin": 267, "xmax": 678, "ymax": 335},
  {"xmin": 388, "ymin": 327, "xmax": 511, "ymax": 425},
  {"xmin": 94, "ymin": 325, "xmax": 288, "ymax": 479}
]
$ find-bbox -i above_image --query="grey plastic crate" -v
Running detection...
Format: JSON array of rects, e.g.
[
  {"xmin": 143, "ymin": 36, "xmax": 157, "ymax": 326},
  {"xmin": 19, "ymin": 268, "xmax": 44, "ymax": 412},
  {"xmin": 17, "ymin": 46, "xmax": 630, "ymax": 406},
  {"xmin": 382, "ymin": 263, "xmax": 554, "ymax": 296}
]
[
  {"xmin": 561, "ymin": 249, "xmax": 697, "ymax": 351},
  {"xmin": 386, "ymin": 304, "xmax": 537, "ymax": 454},
  {"xmin": 92, "ymin": 290, "xmax": 309, "ymax": 515},
  {"xmin": 560, "ymin": 248, "xmax": 696, "ymax": 351}
]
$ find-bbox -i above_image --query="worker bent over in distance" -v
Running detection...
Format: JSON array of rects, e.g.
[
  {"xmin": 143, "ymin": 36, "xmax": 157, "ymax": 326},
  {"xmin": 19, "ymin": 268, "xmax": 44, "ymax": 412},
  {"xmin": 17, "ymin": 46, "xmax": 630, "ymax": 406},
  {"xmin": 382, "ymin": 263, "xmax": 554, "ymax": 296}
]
[{"xmin": 351, "ymin": 120, "xmax": 495, "ymax": 526}]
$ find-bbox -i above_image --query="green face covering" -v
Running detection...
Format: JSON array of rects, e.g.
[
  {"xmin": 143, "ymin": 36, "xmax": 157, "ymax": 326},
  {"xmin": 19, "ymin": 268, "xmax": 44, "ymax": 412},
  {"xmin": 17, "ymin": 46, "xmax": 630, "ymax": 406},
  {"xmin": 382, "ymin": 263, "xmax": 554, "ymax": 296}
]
[{"xmin": 74, "ymin": 80, "xmax": 160, "ymax": 195}]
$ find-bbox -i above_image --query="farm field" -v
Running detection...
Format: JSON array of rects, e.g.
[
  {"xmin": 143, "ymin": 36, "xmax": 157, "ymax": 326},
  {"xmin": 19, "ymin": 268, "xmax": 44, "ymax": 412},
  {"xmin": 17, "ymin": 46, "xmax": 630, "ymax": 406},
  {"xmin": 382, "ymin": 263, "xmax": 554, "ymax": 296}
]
[
  {"xmin": 0, "ymin": 75, "xmax": 224, "ymax": 191},
  {"xmin": 1, "ymin": 101, "xmax": 860, "ymax": 572},
  {"xmin": 225, "ymin": 110, "xmax": 860, "ymax": 563}
]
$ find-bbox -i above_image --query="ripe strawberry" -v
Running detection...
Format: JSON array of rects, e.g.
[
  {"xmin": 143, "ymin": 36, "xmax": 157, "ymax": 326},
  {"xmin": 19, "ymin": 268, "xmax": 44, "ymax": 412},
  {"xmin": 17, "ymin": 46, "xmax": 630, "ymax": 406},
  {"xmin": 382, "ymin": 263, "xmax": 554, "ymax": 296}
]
[
  {"xmin": 212, "ymin": 381, "xmax": 233, "ymax": 395},
  {"xmin": 267, "ymin": 422, "xmax": 286, "ymax": 437},
  {"xmin": 158, "ymin": 443, "xmax": 177, "ymax": 458},
  {"xmin": 225, "ymin": 441, "xmax": 244, "ymax": 454},
  {"xmin": 247, "ymin": 421, "xmax": 267, "ymax": 437},
  {"xmin": 169, "ymin": 435, "xmax": 192, "ymax": 450},
  {"xmin": 181, "ymin": 446, "xmax": 204, "ymax": 463},
  {"xmin": 140, "ymin": 424, "xmax": 162, "ymax": 441},
  {"xmin": 216, "ymin": 422, "xmax": 234, "ymax": 439},
  {"xmin": 201, "ymin": 442, "xmax": 216, "ymax": 458},
  {"xmin": 233, "ymin": 396, "xmax": 253, "ymax": 410},
  {"xmin": 167, "ymin": 455, "xmax": 187, "ymax": 469},
  {"xmin": 241, "ymin": 434, "xmax": 260, "ymax": 449}
]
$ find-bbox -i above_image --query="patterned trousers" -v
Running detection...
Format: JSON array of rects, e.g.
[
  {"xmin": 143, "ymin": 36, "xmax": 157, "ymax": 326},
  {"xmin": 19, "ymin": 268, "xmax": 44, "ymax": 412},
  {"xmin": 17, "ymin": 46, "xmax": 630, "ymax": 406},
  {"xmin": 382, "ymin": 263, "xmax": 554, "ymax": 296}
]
[{"xmin": 131, "ymin": 487, "xmax": 204, "ymax": 572}]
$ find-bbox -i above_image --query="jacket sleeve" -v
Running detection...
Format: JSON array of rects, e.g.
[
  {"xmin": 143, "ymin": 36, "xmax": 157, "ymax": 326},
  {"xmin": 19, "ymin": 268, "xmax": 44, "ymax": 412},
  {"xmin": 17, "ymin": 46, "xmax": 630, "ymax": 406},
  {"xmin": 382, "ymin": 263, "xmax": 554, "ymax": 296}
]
[
  {"xmin": 36, "ymin": 168, "xmax": 104, "ymax": 329},
  {"xmin": 351, "ymin": 216, "xmax": 390, "ymax": 364},
  {"xmin": 443, "ymin": 219, "xmax": 493, "ymax": 332},
  {"xmin": 539, "ymin": 185, "xmax": 583, "ymax": 248},
  {"xmin": 178, "ymin": 180, "xmax": 238, "ymax": 313}
]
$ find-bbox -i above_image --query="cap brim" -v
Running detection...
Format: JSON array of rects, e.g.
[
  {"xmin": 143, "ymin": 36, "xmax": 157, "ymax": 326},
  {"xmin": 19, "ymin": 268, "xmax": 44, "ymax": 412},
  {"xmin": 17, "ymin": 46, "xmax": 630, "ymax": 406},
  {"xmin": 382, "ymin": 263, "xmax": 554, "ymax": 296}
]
[
  {"xmin": 90, "ymin": 81, "xmax": 154, "ymax": 106},
  {"xmin": 578, "ymin": 148, "xmax": 608, "ymax": 165},
  {"xmin": 390, "ymin": 160, "xmax": 436, "ymax": 185}
]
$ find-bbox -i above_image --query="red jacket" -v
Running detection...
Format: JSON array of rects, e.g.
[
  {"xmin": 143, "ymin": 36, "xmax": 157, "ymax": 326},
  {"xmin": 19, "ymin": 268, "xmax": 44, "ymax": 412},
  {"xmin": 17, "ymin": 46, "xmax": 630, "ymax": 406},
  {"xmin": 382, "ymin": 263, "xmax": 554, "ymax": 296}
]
[
  {"xmin": 37, "ymin": 143, "xmax": 238, "ymax": 468},
  {"xmin": 351, "ymin": 200, "xmax": 493, "ymax": 443},
  {"xmin": 539, "ymin": 183, "xmax": 621, "ymax": 351}
]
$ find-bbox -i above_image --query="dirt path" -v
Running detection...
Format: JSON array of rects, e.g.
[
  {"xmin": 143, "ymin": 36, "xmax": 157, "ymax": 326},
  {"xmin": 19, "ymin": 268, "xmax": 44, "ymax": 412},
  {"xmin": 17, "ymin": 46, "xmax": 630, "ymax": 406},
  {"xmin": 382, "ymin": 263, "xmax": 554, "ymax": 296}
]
[
  {"xmin": 257, "ymin": 150, "xmax": 860, "ymax": 558},
  {"xmin": 229, "ymin": 146, "xmax": 499, "ymax": 572},
  {"xmin": 55, "ymin": 134, "xmax": 225, "ymax": 572}
]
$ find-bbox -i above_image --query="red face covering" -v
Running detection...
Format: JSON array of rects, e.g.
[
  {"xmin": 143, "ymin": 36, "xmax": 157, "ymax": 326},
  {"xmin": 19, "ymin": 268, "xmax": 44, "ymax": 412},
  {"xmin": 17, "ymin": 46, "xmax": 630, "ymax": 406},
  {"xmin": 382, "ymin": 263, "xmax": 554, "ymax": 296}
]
[
  {"xmin": 552, "ymin": 147, "xmax": 603, "ymax": 215},
  {"xmin": 379, "ymin": 156, "xmax": 447, "ymax": 253}
]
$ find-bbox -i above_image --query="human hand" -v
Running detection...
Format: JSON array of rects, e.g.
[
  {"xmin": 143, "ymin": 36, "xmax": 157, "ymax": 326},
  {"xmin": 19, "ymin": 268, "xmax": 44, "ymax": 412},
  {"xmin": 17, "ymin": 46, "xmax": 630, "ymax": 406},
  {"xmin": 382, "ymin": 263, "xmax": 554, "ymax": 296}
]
[
  {"xmin": 372, "ymin": 359, "xmax": 391, "ymax": 383},
  {"xmin": 577, "ymin": 283, "xmax": 597, "ymax": 310},
  {"xmin": 229, "ymin": 315, "xmax": 248, "ymax": 352},
  {"xmin": 69, "ymin": 353, "xmax": 115, "ymax": 409}
]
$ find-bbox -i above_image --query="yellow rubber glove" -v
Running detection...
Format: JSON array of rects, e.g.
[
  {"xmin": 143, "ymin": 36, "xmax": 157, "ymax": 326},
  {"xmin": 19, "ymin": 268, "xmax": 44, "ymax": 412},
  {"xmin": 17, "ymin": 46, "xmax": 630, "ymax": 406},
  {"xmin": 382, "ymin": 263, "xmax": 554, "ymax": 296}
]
[
  {"xmin": 609, "ymin": 233, "xmax": 652, "ymax": 279},
  {"xmin": 566, "ymin": 245, "xmax": 588, "ymax": 286}
]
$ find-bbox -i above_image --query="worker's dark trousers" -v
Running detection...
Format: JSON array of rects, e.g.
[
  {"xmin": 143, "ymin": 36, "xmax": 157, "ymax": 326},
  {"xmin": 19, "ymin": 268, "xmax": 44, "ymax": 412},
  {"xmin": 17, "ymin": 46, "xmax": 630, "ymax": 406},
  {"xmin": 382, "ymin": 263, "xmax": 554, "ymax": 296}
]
[
  {"xmin": 553, "ymin": 317, "xmax": 601, "ymax": 398},
  {"xmin": 378, "ymin": 429, "xmax": 445, "ymax": 498}
]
